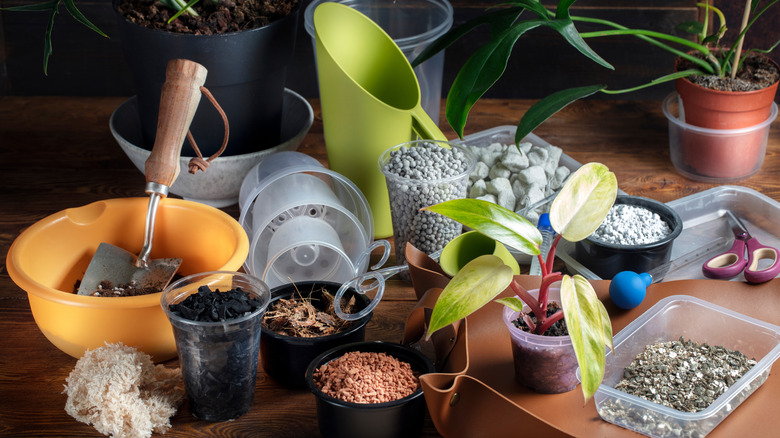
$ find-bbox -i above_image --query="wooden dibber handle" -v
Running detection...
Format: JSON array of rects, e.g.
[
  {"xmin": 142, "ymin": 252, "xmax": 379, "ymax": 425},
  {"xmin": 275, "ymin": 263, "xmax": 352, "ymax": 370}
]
[{"xmin": 144, "ymin": 59, "xmax": 208, "ymax": 188}]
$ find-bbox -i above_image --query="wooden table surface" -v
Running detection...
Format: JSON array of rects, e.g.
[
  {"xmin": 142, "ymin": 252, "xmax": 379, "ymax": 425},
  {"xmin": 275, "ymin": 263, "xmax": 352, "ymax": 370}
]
[{"xmin": 1, "ymin": 96, "xmax": 778, "ymax": 437}]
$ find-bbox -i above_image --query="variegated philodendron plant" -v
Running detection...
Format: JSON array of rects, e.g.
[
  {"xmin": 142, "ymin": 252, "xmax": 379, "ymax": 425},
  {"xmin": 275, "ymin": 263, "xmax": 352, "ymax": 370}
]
[{"xmin": 422, "ymin": 162, "xmax": 618, "ymax": 401}]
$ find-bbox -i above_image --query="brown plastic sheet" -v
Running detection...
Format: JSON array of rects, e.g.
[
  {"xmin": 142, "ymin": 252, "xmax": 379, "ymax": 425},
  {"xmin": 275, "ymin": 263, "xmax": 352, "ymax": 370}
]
[{"xmin": 402, "ymin": 245, "xmax": 780, "ymax": 437}]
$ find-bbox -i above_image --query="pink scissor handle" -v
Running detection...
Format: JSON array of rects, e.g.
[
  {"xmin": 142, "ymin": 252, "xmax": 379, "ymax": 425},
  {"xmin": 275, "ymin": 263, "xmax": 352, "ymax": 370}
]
[
  {"xmin": 702, "ymin": 238, "xmax": 747, "ymax": 279},
  {"xmin": 744, "ymin": 237, "xmax": 780, "ymax": 283}
]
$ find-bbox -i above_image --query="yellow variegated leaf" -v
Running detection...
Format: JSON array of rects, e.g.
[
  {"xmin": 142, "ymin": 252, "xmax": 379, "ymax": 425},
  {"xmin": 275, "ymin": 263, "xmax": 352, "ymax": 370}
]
[
  {"xmin": 423, "ymin": 198, "xmax": 542, "ymax": 256},
  {"xmin": 426, "ymin": 255, "xmax": 514, "ymax": 339},
  {"xmin": 549, "ymin": 162, "xmax": 617, "ymax": 242},
  {"xmin": 560, "ymin": 274, "xmax": 610, "ymax": 402}
]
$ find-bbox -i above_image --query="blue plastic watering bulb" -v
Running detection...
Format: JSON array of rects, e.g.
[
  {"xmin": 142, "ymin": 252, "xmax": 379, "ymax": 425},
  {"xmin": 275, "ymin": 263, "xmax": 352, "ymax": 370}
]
[{"xmin": 608, "ymin": 236, "xmax": 730, "ymax": 310}]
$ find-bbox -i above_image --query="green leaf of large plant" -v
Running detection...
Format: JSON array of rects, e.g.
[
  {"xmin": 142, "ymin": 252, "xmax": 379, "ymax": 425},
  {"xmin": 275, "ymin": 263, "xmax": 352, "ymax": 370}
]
[
  {"xmin": 549, "ymin": 162, "xmax": 617, "ymax": 241},
  {"xmin": 411, "ymin": 6, "xmax": 527, "ymax": 68},
  {"xmin": 422, "ymin": 198, "xmax": 542, "ymax": 256},
  {"xmin": 515, "ymin": 85, "xmax": 604, "ymax": 142},
  {"xmin": 446, "ymin": 19, "xmax": 547, "ymax": 138},
  {"xmin": 426, "ymin": 255, "xmax": 514, "ymax": 339},
  {"xmin": 559, "ymin": 275, "xmax": 612, "ymax": 402}
]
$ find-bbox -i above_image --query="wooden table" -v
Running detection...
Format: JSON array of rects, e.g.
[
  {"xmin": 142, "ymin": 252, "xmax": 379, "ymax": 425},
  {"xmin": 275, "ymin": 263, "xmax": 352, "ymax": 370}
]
[{"xmin": 1, "ymin": 96, "xmax": 778, "ymax": 437}]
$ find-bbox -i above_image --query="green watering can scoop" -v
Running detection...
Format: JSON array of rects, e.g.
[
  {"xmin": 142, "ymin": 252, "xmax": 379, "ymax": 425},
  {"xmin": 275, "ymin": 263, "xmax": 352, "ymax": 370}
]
[
  {"xmin": 313, "ymin": 2, "xmax": 445, "ymax": 141},
  {"xmin": 313, "ymin": 2, "xmax": 447, "ymax": 238}
]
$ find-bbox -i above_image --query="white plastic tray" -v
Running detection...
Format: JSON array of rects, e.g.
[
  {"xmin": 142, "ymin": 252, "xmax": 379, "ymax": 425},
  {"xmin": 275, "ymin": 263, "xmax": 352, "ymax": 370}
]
[{"xmin": 559, "ymin": 185, "xmax": 780, "ymax": 282}]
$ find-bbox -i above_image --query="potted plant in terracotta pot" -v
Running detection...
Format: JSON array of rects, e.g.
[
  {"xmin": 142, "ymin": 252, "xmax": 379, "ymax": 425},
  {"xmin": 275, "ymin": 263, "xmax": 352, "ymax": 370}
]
[
  {"xmin": 3, "ymin": 0, "xmax": 300, "ymax": 157},
  {"xmin": 413, "ymin": 0, "xmax": 778, "ymax": 180},
  {"xmin": 423, "ymin": 162, "xmax": 618, "ymax": 401}
]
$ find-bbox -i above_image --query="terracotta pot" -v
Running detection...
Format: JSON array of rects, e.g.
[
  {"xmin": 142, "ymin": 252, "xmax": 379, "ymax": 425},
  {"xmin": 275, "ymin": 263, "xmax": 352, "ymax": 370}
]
[
  {"xmin": 674, "ymin": 54, "xmax": 779, "ymax": 129},
  {"xmin": 502, "ymin": 288, "xmax": 578, "ymax": 394},
  {"xmin": 664, "ymin": 93, "xmax": 778, "ymax": 182}
]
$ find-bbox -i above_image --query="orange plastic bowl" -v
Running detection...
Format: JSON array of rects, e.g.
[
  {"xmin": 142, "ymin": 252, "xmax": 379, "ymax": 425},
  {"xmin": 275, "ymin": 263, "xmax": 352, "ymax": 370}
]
[{"xmin": 6, "ymin": 198, "xmax": 249, "ymax": 361}]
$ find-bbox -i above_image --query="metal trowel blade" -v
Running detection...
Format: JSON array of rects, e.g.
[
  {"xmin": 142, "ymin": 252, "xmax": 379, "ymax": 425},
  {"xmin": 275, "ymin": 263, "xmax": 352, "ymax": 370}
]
[{"xmin": 77, "ymin": 242, "xmax": 182, "ymax": 296}]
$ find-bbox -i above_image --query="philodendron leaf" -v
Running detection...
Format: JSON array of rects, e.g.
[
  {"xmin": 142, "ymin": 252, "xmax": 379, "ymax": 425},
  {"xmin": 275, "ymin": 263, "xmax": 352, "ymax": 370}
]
[
  {"xmin": 560, "ymin": 275, "xmax": 612, "ymax": 402},
  {"xmin": 426, "ymin": 255, "xmax": 514, "ymax": 339},
  {"xmin": 495, "ymin": 296, "xmax": 525, "ymax": 313},
  {"xmin": 423, "ymin": 198, "xmax": 542, "ymax": 256},
  {"xmin": 549, "ymin": 162, "xmax": 617, "ymax": 242}
]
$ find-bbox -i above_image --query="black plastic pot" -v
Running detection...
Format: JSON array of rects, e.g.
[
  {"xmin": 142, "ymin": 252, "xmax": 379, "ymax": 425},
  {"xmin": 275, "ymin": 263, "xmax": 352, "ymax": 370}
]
[
  {"xmin": 260, "ymin": 281, "xmax": 372, "ymax": 389},
  {"xmin": 114, "ymin": 0, "xmax": 299, "ymax": 156},
  {"xmin": 305, "ymin": 341, "xmax": 434, "ymax": 438},
  {"xmin": 575, "ymin": 195, "xmax": 683, "ymax": 280}
]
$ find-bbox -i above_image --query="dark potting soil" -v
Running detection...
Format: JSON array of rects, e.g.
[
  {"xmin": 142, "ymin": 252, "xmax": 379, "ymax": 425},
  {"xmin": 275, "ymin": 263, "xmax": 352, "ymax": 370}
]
[
  {"xmin": 262, "ymin": 289, "xmax": 356, "ymax": 337},
  {"xmin": 168, "ymin": 285, "xmax": 264, "ymax": 321},
  {"xmin": 512, "ymin": 302, "xmax": 569, "ymax": 337},
  {"xmin": 117, "ymin": 0, "xmax": 299, "ymax": 34},
  {"xmin": 677, "ymin": 52, "xmax": 780, "ymax": 92}
]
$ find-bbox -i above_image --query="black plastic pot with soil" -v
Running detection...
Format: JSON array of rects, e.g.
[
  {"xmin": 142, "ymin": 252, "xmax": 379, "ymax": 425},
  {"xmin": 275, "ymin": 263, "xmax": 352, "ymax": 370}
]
[
  {"xmin": 260, "ymin": 281, "xmax": 373, "ymax": 388},
  {"xmin": 114, "ymin": 0, "xmax": 300, "ymax": 157}
]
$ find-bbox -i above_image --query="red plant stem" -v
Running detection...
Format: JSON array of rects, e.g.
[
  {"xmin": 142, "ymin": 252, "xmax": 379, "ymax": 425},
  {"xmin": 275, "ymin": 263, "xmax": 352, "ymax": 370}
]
[
  {"xmin": 536, "ymin": 309, "xmax": 564, "ymax": 335},
  {"xmin": 509, "ymin": 281, "xmax": 543, "ymax": 317},
  {"xmin": 536, "ymin": 254, "xmax": 547, "ymax": 277},
  {"xmin": 537, "ymin": 272, "xmax": 563, "ymax": 312},
  {"xmin": 545, "ymin": 234, "xmax": 563, "ymax": 275}
]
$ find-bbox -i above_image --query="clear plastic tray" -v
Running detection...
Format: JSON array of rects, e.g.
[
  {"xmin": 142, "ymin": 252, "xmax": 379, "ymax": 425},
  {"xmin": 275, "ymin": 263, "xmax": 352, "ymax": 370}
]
[
  {"xmin": 590, "ymin": 295, "xmax": 780, "ymax": 438},
  {"xmin": 558, "ymin": 185, "xmax": 780, "ymax": 282}
]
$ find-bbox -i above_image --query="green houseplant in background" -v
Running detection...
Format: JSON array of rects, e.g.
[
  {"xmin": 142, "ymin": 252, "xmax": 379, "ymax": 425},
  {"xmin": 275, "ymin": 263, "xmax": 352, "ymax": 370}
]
[
  {"xmin": 413, "ymin": 0, "xmax": 779, "ymax": 143},
  {"xmin": 2, "ymin": 0, "xmax": 300, "ymax": 156},
  {"xmin": 422, "ymin": 162, "xmax": 618, "ymax": 401}
]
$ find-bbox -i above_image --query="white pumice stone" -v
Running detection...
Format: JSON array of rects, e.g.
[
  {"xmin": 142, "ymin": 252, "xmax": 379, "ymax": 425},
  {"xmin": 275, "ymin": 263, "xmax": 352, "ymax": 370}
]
[
  {"xmin": 527, "ymin": 146, "xmax": 549, "ymax": 167},
  {"xmin": 516, "ymin": 165, "xmax": 547, "ymax": 186},
  {"xmin": 500, "ymin": 146, "xmax": 529, "ymax": 172},
  {"xmin": 469, "ymin": 179, "xmax": 487, "ymax": 198},
  {"xmin": 489, "ymin": 163, "xmax": 512, "ymax": 180},
  {"xmin": 511, "ymin": 178, "xmax": 527, "ymax": 200},
  {"xmin": 550, "ymin": 166, "xmax": 571, "ymax": 190},
  {"xmin": 544, "ymin": 145, "xmax": 563, "ymax": 177},
  {"xmin": 470, "ymin": 161, "xmax": 490, "ymax": 182},
  {"xmin": 517, "ymin": 142, "xmax": 533, "ymax": 154}
]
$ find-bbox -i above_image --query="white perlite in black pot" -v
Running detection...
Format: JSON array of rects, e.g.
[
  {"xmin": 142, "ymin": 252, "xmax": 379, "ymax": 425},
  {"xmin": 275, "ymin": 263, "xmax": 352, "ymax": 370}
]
[
  {"xmin": 592, "ymin": 204, "xmax": 672, "ymax": 245},
  {"xmin": 380, "ymin": 141, "xmax": 475, "ymax": 271}
]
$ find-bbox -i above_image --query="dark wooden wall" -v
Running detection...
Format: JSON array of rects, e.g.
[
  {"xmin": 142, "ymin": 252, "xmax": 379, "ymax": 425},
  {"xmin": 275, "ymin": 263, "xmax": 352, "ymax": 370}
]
[{"xmin": 1, "ymin": 0, "xmax": 778, "ymax": 100}]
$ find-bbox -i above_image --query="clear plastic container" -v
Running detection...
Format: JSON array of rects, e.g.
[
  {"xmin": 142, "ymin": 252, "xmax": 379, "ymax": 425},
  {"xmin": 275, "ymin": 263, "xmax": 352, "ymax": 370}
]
[
  {"xmin": 664, "ymin": 92, "xmax": 778, "ymax": 183},
  {"xmin": 238, "ymin": 151, "xmax": 377, "ymax": 288},
  {"xmin": 560, "ymin": 185, "xmax": 780, "ymax": 283},
  {"xmin": 586, "ymin": 295, "xmax": 780, "ymax": 438},
  {"xmin": 304, "ymin": 0, "xmax": 453, "ymax": 124}
]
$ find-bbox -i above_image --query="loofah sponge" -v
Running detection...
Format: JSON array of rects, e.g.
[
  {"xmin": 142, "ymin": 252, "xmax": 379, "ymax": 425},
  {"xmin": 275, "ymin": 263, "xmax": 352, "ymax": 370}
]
[{"xmin": 63, "ymin": 342, "xmax": 184, "ymax": 438}]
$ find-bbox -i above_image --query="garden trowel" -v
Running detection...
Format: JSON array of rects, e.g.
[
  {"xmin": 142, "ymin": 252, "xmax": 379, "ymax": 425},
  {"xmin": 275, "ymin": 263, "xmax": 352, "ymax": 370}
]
[{"xmin": 77, "ymin": 59, "xmax": 208, "ymax": 296}]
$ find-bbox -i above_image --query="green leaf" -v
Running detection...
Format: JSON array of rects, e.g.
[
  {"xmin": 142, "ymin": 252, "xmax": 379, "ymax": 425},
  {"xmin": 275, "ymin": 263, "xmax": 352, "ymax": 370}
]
[
  {"xmin": 515, "ymin": 84, "xmax": 604, "ymax": 142},
  {"xmin": 411, "ymin": 6, "xmax": 526, "ymax": 68},
  {"xmin": 560, "ymin": 275, "xmax": 611, "ymax": 402},
  {"xmin": 426, "ymin": 255, "xmax": 514, "ymax": 339},
  {"xmin": 495, "ymin": 296, "xmax": 526, "ymax": 312},
  {"xmin": 422, "ymin": 198, "xmax": 542, "ymax": 256},
  {"xmin": 63, "ymin": 0, "xmax": 107, "ymax": 37},
  {"xmin": 546, "ymin": 18, "xmax": 613, "ymax": 71},
  {"xmin": 446, "ymin": 19, "xmax": 547, "ymax": 138},
  {"xmin": 549, "ymin": 162, "xmax": 617, "ymax": 242}
]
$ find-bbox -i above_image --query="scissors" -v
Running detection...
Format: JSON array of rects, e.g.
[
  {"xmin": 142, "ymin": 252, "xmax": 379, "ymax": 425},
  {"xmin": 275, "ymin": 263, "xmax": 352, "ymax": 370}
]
[{"xmin": 702, "ymin": 211, "xmax": 780, "ymax": 284}]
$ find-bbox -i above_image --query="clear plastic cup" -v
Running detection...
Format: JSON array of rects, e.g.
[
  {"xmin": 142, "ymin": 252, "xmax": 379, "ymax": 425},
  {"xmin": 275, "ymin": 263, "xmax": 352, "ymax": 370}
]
[
  {"xmin": 161, "ymin": 271, "xmax": 271, "ymax": 421},
  {"xmin": 664, "ymin": 92, "xmax": 778, "ymax": 182},
  {"xmin": 304, "ymin": 0, "xmax": 453, "ymax": 124},
  {"xmin": 263, "ymin": 216, "xmax": 356, "ymax": 288},
  {"xmin": 379, "ymin": 140, "xmax": 476, "ymax": 274},
  {"xmin": 238, "ymin": 151, "xmax": 378, "ymax": 287}
]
